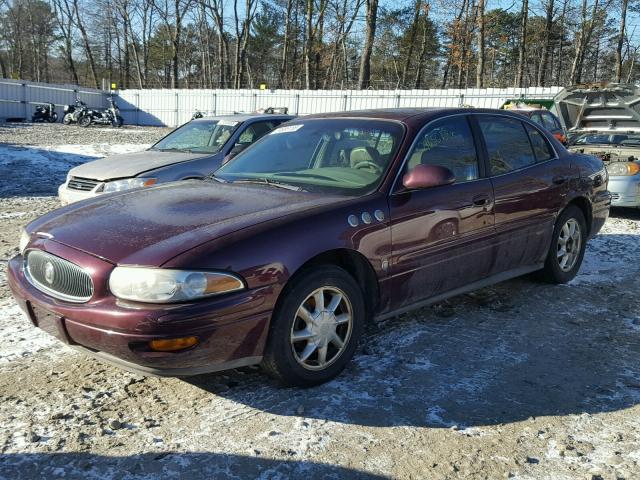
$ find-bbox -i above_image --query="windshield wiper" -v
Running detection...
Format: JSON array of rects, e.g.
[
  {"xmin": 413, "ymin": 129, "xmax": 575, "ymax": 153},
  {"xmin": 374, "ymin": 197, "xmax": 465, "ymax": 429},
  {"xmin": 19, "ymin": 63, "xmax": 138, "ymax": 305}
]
[
  {"xmin": 232, "ymin": 177, "xmax": 305, "ymax": 192},
  {"xmin": 154, "ymin": 147, "xmax": 191, "ymax": 153}
]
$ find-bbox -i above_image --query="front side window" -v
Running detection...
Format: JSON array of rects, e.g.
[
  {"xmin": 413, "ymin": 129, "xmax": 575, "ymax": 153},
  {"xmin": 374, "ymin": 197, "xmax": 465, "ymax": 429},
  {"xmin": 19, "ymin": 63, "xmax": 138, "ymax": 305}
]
[
  {"xmin": 215, "ymin": 119, "xmax": 405, "ymax": 195},
  {"xmin": 152, "ymin": 119, "xmax": 240, "ymax": 154},
  {"xmin": 478, "ymin": 116, "xmax": 536, "ymax": 175},
  {"xmin": 405, "ymin": 116, "xmax": 479, "ymax": 182}
]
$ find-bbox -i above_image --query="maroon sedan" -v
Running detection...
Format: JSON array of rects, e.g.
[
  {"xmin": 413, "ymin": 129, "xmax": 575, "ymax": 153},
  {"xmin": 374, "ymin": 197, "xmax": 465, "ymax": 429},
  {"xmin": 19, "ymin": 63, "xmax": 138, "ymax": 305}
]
[{"xmin": 9, "ymin": 108, "xmax": 611, "ymax": 386}]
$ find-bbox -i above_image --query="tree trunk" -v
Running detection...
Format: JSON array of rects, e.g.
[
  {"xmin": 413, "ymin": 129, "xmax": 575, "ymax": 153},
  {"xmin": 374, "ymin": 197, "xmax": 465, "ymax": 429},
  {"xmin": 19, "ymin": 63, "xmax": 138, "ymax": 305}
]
[
  {"xmin": 358, "ymin": 0, "xmax": 378, "ymax": 89},
  {"xmin": 73, "ymin": 0, "xmax": 100, "ymax": 89},
  {"xmin": 475, "ymin": 0, "xmax": 485, "ymax": 87},
  {"xmin": 515, "ymin": 0, "xmax": 528, "ymax": 87},
  {"xmin": 304, "ymin": 0, "xmax": 314, "ymax": 89},
  {"xmin": 537, "ymin": 0, "xmax": 554, "ymax": 86},
  {"xmin": 279, "ymin": 0, "xmax": 294, "ymax": 88},
  {"xmin": 401, "ymin": 0, "xmax": 422, "ymax": 87},
  {"xmin": 615, "ymin": 0, "xmax": 629, "ymax": 82}
]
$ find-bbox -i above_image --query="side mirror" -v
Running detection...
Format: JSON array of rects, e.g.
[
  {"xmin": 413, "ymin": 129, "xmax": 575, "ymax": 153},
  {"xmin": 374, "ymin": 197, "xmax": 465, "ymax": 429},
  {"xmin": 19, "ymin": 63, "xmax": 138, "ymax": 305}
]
[{"xmin": 402, "ymin": 164, "xmax": 456, "ymax": 190}]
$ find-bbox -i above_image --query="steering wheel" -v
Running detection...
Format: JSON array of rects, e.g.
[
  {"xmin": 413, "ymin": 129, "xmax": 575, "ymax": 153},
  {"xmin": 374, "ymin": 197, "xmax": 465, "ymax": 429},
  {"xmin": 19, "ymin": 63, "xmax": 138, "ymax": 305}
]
[{"xmin": 353, "ymin": 160, "xmax": 382, "ymax": 174}]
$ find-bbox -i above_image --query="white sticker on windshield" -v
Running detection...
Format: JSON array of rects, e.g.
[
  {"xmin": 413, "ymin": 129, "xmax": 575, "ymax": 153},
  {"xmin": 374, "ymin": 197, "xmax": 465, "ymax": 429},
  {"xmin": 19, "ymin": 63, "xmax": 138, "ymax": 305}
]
[
  {"xmin": 218, "ymin": 120, "xmax": 239, "ymax": 126},
  {"xmin": 271, "ymin": 124, "xmax": 303, "ymax": 134}
]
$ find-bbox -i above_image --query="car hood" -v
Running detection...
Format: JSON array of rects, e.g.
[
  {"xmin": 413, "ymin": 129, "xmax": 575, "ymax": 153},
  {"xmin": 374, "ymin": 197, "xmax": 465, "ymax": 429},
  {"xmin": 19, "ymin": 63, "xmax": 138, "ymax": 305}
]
[
  {"xmin": 68, "ymin": 150, "xmax": 213, "ymax": 181},
  {"xmin": 554, "ymin": 83, "xmax": 640, "ymax": 133},
  {"xmin": 27, "ymin": 180, "xmax": 346, "ymax": 266}
]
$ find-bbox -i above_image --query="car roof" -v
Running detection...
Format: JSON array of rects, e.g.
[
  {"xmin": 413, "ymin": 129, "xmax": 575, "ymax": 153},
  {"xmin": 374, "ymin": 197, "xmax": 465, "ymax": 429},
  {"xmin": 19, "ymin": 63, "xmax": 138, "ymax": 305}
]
[
  {"xmin": 298, "ymin": 108, "xmax": 534, "ymax": 126},
  {"xmin": 192, "ymin": 113, "xmax": 294, "ymax": 122}
]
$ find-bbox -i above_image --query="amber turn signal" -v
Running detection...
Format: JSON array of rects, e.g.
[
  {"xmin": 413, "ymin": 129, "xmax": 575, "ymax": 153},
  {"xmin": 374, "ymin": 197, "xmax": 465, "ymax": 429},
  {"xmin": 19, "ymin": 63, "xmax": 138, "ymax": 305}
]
[{"xmin": 149, "ymin": 336, "xmax": 199, "ymax": 352}]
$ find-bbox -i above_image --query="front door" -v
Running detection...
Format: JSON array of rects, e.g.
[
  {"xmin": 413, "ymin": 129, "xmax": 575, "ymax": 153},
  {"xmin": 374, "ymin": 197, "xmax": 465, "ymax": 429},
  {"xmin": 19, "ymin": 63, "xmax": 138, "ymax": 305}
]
[{"xmin": 388, "ymin": 115, "xmax": 496, "ymax": 310}]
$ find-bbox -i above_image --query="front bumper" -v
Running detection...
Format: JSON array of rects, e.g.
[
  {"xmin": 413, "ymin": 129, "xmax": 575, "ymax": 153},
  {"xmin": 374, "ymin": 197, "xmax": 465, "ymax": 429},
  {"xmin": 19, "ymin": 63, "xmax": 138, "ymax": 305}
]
[
  {"xmin": 58, "ymin": 183, "xmax": 101, "ymax": 205},
  {"xmin": 608, "ymin": 176, "xmax": 640, "ymax": 208},
  {"xmin": 7, "ymin": 253, "xmax": 274, "ymax": 376}
]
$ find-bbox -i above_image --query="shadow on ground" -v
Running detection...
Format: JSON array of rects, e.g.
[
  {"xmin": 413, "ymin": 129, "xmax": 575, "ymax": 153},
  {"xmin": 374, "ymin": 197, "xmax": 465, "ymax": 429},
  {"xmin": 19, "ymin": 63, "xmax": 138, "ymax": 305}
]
[
  {"xmin": 0, "ymin": 142, "xmax": 96, "ymax": 198},
  {"xmin": 184, "ymin": 237, "xmax": 640, "ymax": 429},
  {"xmin": 0, "ymin": 452, "xmax": 387, "ymax": 479}
]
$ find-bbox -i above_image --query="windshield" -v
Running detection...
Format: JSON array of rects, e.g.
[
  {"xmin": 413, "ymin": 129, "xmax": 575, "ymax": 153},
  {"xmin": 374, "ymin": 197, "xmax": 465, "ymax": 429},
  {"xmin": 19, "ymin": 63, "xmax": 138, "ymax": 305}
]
[
  {"xmin": 152, "ymin": 119, "xmax": 240, "ymax": 153},
  {"xmin": 215, "ymin": 119, "xmax": 404, "ymax": 195},
  {"xmin": 570, "ymin": 133, "xmax": 640, "ymax": 147}
]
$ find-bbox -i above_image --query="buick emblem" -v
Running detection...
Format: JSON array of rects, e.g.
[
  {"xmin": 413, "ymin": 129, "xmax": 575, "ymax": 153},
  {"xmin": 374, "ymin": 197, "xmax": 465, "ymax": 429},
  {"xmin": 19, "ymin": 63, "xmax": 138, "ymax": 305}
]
[{"xmin": 44, "ymin": 262, "xmax": 55, "ymax": 284}]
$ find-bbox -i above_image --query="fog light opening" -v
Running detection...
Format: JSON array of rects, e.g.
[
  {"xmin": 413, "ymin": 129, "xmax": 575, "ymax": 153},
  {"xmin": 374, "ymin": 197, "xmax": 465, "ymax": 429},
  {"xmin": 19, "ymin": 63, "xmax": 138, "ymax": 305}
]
[{"xmin": 149, "ymin": 336, "xmax": 199, "ymax": 352}]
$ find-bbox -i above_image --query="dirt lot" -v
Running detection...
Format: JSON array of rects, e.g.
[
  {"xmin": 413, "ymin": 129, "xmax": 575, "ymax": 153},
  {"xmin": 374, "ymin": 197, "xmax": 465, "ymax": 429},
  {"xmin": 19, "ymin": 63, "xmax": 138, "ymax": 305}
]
[{"xmin": 0, "ymin": 123, "xmax": 639, "ymax": 480}]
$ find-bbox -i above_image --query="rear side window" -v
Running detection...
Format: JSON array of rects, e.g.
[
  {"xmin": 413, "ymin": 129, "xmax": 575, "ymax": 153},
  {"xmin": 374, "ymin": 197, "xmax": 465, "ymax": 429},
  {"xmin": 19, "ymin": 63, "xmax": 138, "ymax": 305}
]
[
  {"xmin": 525, "ymin": 123, "xmax": 554, "ymax": 162},
  {"xmin": 530, "ymin": 112, "xmax": 544, "ymax": 128},
  {"xmin": 542, "ymin": 113, "xmax": 559, "ymax": 131},
  {"xmin": 406, "ymin": 116, "xmax": 479, "ymax": 182},
  {"xmin": 478, "ymin": 116, "xmax": 536, "ymax": 175},
  {"xmin": 238, "ymin": 121, "xmax": 277, "ymax": 144}
]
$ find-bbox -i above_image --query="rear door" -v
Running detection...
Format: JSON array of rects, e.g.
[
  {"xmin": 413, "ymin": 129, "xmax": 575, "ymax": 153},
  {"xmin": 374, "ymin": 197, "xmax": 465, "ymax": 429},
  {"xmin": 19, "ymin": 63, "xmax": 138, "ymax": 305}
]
[
  {"xmin": 388, "ymin": 115, "xmax": 496, "ymax": 309},
  {"xmin": 474, "ymin": 114, "xmax": 572, "ymax": 273}
]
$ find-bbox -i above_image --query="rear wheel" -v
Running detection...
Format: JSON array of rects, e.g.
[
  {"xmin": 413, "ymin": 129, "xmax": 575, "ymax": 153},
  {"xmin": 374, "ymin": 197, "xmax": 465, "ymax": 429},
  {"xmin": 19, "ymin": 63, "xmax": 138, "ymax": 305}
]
[
  {"xmin": 78, "ymin": 115, "xmax": 92, "ymax": 128},
  {"xmin": 261, "ymin": 266, "xmax": 365, "ymax": 387},
  {"xmin": 539, "ymin": 205, "xmax": 587, "ymax": 284}
]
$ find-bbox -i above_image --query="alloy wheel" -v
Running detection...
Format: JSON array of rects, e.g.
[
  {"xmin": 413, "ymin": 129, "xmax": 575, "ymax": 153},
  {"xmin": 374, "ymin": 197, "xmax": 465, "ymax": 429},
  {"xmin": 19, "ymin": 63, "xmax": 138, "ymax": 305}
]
[
  {"xmin": 290, "ymin": 286, "xmax": 353, "ymax": 371},
  {"xmin": 557, "ymin": 218, "xmax": 582, "ymax": 272}
]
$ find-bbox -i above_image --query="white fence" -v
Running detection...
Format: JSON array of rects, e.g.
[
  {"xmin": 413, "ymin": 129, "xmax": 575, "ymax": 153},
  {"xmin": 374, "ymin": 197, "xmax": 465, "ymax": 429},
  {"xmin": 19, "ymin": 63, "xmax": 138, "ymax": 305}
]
[
  {"xmin": 0, "ymin": 79, "xmax": 108, "ymax": 121},
  {"xmin": 117, "ymin": 87, "xmax": 563, "ymax": 127},
  {"xmin": 0, "ymin": 78, "xmax": 562, "ymax": 127}
]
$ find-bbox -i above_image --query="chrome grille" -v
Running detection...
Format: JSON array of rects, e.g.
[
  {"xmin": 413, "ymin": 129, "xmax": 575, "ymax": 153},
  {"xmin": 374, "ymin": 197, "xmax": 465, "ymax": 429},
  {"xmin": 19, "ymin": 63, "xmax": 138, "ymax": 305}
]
[
  {"xmin": 68, "ymin": 177, "xmax": 100, "ymax": 191},
  {"xmin": 25, "ymin": 250, "xmax": 93, "ymax": 302}
]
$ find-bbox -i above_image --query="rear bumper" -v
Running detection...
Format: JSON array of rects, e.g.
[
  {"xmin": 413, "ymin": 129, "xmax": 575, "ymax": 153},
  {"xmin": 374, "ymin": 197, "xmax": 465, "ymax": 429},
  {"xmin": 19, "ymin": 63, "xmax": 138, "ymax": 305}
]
[
  {"xmin": 7, "ymin": 254, "xmax": 273, "ymax": 376},
  {"xmin": 608, "ymin": 176, "xmax": 640, "ymax": 208}
]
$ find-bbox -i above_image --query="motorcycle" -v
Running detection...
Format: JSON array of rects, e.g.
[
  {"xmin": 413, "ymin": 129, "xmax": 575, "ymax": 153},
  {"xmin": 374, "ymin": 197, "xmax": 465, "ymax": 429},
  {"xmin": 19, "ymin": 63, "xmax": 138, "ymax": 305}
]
[
  {"xmin": 62, "ymin": 100, "xmax": 87, "ymax": 125},
  {"xmin": 78, "ymin": 97, "xmax": 123, "ymax": 128},
  {"xmin": 31, "ymin": 103, "xmax": 58, "ymax": 123},
  {"xmin": 191, "ymin": 109, "xmax": 205, "ymax": 120}
]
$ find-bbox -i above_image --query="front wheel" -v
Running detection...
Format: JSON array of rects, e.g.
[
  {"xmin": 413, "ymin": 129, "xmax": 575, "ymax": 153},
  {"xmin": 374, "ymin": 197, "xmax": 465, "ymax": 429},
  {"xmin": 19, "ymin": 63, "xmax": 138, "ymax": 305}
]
[
  {"xmin": 47, "ymin": 113, "xmax": 58, "ymax": 123},
  {"xmin": 261, "ymin": 266, "xmax": 365, "ymax": 387},
  {"xmin": 539, "ymin": 205, "xmax": 587, "ymax": 284},
  {"xmin": 78, "ymin": 115, "xmax": 92, "ymax": 127},
  {"xmin": 112, "ymin": 116, "xmax": 123, "ymax": 128},
  {"xmin": 63, "ymin": 113, "xmax": 73, "ymax": 125}
]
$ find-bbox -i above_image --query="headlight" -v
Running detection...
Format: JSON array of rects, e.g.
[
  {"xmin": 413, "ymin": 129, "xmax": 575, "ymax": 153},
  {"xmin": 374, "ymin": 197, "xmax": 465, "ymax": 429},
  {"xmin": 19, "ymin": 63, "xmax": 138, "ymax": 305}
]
[
  {"xmin": 102, "ymin": 177, "xmax": 157, "ymax": 193},
  {"xmin": 607, "ymin": 162, "xmax": 640, "ymax": 176},
  {"xmin": 109, "ymin": 267, "xmax": 245, "ymax": 303},
  {"xmin": 19, "ymin": 229, "xmax": 30, "ymax": 254}
]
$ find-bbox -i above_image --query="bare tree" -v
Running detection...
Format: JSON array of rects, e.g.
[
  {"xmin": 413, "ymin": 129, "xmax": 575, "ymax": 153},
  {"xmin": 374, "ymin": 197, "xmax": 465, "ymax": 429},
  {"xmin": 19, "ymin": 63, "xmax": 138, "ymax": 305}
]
[
  {"xmin": 615, "ymin": 0, "xmax": 629, "ymax": 82},
  {"xmin": 358, "ymin": 0, "xmax": 378, "ymax": 89},
  {"xmin": 537, "ymin": 0, "xmax": 555, "ymax": 86},
  {"xmin": 515, "ymin": 0, "xmax": 528, "ymax": 87},
  {"xmin": 475, "ymin": 0, "xmax": 485, "ymax": 87}
]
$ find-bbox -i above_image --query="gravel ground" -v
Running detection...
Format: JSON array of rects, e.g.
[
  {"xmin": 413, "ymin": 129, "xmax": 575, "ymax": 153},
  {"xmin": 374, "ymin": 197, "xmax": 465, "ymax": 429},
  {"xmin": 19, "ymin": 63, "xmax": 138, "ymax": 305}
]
[{"xmin": 1, "ymin": 123, "xmax": 640, "ymax": 480}]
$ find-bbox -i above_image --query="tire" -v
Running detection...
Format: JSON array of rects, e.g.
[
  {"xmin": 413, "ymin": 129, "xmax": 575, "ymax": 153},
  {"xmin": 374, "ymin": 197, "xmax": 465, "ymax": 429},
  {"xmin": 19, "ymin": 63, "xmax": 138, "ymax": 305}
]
[
  {"xmin": 539, "ymin": 205, "xmax": 587, "ymax": 284},
  {"xmin": 78, "ymin": 115, "xmax": 92, "ymax": 128},
  {"xmin": 63, "ymin": 114, "xmax": 72, "ymax": 125},
  {"xmin": 112, "ymin": 116, "xmax": 123, "ymax": 128},
  {"xmin": 47, "ymin": 113, "xmax": 58, "ymax": 123},
  {"xmin": 261, "ymin": 265, "xmax": 365, "ymax": 387}
]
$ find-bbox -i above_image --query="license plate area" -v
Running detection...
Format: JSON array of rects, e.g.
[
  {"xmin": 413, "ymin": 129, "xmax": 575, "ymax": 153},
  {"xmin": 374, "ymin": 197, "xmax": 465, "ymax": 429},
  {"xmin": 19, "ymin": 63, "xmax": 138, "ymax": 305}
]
[{"xmin": 29, "ymin": 303, "xmax": 69, "ymax": 344}]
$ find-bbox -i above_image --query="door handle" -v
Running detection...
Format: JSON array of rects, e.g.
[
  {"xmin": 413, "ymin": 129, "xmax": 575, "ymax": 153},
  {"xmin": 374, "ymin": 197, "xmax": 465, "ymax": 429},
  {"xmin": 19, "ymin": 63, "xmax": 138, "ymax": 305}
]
[
  {"xmin": 552, "ymin": 175, "xmax": 567, "ymax": 185},
  {"xmin": 472, "ymin": 194, "xmax": 491, "ymax": 207}
]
